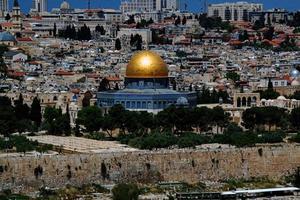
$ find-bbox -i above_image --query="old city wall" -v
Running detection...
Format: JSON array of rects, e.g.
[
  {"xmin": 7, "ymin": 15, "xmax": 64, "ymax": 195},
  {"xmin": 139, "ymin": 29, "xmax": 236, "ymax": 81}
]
[{"xmin": 1, "ymin": 144, "xmax": 300, "ymax": 192}]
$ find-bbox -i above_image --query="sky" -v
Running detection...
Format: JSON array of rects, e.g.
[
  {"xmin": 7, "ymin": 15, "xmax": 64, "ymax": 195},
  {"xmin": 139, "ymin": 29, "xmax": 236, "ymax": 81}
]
[{"xmin": 13, "ymin": 0, "xmax": 300, "ymax": 13}]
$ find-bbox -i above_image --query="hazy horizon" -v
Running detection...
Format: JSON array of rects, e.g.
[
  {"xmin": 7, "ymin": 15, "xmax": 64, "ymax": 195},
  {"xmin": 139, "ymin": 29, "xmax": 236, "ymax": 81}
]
[{"xmin": 12, "ymin": 0, "xmax": 300, "ymax": 13}]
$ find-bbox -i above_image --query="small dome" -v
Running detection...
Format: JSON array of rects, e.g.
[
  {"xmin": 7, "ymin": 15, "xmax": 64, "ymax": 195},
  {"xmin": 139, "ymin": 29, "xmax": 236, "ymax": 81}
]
[
  {"xmin": 26, "ymin": 77, "xmax": 37, "ymax": 81},
  {"xmin": 277, "ymin": 96, "xmax": 286, "ymax": 100},
  {"xmin": 60, "ymin": 1, "xmax": 70, "ymax": 9},
  {"xmin": 290, "ymin": 68, "xmax": 300, "ymax": 78},
  {"xmin": 0, "ymin": 32, "xmax": 16, "ymax": 42},
  {"xmin": 291, "ymin": 79, "xmax": 300, "ymax": 86},
  {"xmin": 176, "ymin": 97, "xmax": 188, "ymax": 105}
]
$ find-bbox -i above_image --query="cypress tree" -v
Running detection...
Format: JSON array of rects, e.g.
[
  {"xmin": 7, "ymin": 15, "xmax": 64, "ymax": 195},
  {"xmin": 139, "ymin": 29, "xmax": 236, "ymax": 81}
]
[{"xmin": 30, "ymin": 97, "xmax": 42, "ymax": 127}]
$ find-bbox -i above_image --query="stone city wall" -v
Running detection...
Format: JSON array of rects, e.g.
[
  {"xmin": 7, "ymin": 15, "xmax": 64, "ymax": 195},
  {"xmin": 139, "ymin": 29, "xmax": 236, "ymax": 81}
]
[{"xmin": 1, "ymin": 144, "xmax": 300, "ymax": 192}]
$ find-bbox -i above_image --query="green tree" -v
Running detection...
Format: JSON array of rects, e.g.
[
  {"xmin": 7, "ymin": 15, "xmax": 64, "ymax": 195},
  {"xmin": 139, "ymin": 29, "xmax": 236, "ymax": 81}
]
[
  {"xmin": 263, "ymin": 27, "xmax": 274, "ymax": 40},
  {"xmin": 0, "ymin": 57, "xmax": 8, "ymax": 77},
  {"xmin": 291, "ymin": 107, "xmax": 300, "ymax": 129},
  {"xmin": 182, "ymin": 16, "xmax": 187, "ymax": 25},
  {"xmin": 239, "ymin": 30, "xmax": 249, "ymax": 42},
  {"xmin": 76, "ymin": 106, "xmax": 102, "ymax": 133},
  {"xmin": 42, "ymin": 106, "xmax": 70, "ymax": 136},
  {"xmin": 131, "ymin": 34, "xmax": 143, "ymax": 50},
  {"xmin": 211, "ymin": 106, "xmax": 230, "ymax": 134},
  {"xmin": 125, "ymin": 15, "xmax": 135, "ymax": 24},
  {"xmin": 98, "ymin": 78, "xmax": 110, "ymax": 91},
  {"xmin": 242, "ymin": 107, "xmax": 288, "ymax": 132},
  {"xmin": 0, "ymin": 96, "xmax": 16, "ymax": 136},
  {"xmin": 105, "ymin": 104, "xmax": 127, "ymax": 133},
  {"xmin": 148, "ymin": 17, "xmax": 154, "ymax": 24},
  {"xmin": 0, "ymin": 44, "xmax": 8, "ymax": 55},
  {"xmin": 191, "ymin": 107, "xmax": 213, "ymax": 132},
  {"xmin": 155, "ymin": 105, "xmax": 177, "ymax": 133},
  {"xmin": 257, "ymin": 89, "xmax": 280, "ymax": 100},
  {"xmin": 225, "ymin": 72, "xmax": 240, "ymax": 82},
  {"xmin": 112, "ymin": 183, "xmax": 139, "ymax": 200},
  {"xmin": 242, "ymin": 107, "xmax": 260, "ymax": 131},
  {"xmin": 5, "ymin": 13, "xmax": 10, "ymax": 22},
  {"xmin": 30, "ymin": 97, "xmax": 42, "ymax": 127},
  {"xmin": 14, "ymin": 94, "xmax": 30, "ymax": 120},
  {"xmin": 175, "ymin": 16, "xmax": 181, "ymax": 26},
  {"xmin": 53, "ymin": 23, "xmax": 57, "ymax": 37},
  {"xmin": 43, "ymin": 106, "xmax": 62, "ymax": 135},
  {"xmin": 14, "ymin": 94, "xmax": 31, "ymax": 133},
  {"xmin": 253, "ymin": 19, "xmax": 265, "ymax": 30},
  {"xmin": 115, "ymin": 38, "xmax": 122, "ymax": 50},
  {"xmin": 290, "ymin": 91, "xmax": 300, "ymax": 100},
  {"xmin": 95, "ymin": 24, "xmax": 106, "ymax": 35}
]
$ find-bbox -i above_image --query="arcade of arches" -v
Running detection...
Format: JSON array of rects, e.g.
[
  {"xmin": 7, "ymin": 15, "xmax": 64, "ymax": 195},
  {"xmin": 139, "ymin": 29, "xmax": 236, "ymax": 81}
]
[{"xmin": 233, "ymin": 93, "xmax": 260, "ymax": 108}]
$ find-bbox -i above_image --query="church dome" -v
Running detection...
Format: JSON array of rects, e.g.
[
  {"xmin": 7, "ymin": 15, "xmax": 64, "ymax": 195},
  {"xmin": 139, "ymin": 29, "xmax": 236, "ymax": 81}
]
[
  {"xmin": 126, "ymin": 50, "xmax": 168, "ymax": 78},
  {"xmin": 277, "ymin": 95, "xmax": 286, "ymax": 100},
  {"xmin": 176, "ymin": 96, "xmax": 188, "ymax": 105},
  {"xmin": 290, "ymin": 68, "xmax": 300, "ymax": 78},
  {"xmin": 60, "ymin": 1, "xmax": 70, "ymax": 9},
  {"xmin": 0, "ymin": 32, "xmax": 16, "ymax": 42}
]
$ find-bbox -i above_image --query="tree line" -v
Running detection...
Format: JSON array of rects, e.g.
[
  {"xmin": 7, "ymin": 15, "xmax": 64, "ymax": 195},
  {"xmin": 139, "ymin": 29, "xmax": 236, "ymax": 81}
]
[
  {"xmin": 75, "ymin": 104, "xmax": 230, "ymax": 136},
  {"xmin": 0, "ymin": 95, "xmax": 41, "ymax": 136},
  {"xmin": 2, "ymin": 94, "xmax": 300, "ymax": 150},
  {"xmin": 58, "ymin": 24, "xmax": 92, "ymax": 41}
]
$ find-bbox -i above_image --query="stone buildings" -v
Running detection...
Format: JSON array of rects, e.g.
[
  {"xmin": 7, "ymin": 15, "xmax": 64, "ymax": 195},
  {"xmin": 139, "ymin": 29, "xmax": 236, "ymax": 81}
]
[
  {"xmin": 208, "ymin": 1, "xmax": 263, "ymax": 21},
  {"xmin": 0, "ymin": 0, "xmax": 8, "ymax": 16},
  {"xmin": 120, "ymin": 0, "xmax": 180, "ymax": 13},
  {"xmin": 31, "ymin": 0, "xmax": 48, "ymax": 13}
]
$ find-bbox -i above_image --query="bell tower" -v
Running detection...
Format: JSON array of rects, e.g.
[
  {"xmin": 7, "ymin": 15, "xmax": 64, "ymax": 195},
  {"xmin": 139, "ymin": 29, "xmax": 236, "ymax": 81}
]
[{"xmin": 12, "ymin": 0, "xmax": 22, "ymax": 32}]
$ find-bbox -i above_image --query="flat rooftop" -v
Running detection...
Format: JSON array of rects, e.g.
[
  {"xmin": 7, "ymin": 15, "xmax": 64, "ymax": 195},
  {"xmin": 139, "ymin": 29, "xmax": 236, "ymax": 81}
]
[{"xmin": 27, "ymin": 135, "xmax": 138, "ymax": 153}]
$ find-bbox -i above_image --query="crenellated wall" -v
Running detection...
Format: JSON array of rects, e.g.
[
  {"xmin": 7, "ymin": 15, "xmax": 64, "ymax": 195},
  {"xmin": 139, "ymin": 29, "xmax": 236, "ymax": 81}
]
[{"xmin": 1, "ymin": 144, "xmax": 300, "ymax": 193}]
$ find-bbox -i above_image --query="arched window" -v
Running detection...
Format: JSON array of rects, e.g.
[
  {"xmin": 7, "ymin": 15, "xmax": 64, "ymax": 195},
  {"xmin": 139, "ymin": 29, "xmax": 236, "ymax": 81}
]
[
  {"xmin": 247, "ymin": 97, "xmax": 251, "ymax": 107},
  {"xmin": 242, "ymin": 97, "xmax": 247, "ymax": 107},
  {"xmin": 237, "ymin": 97, "xmax": 241, "ymax": 107}
]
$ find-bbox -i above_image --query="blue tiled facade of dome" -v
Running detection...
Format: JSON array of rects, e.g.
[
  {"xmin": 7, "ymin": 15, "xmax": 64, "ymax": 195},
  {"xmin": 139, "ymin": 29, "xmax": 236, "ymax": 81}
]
[{"xmin": 0, "ymin": 32, "xmax": 16, "ymax": 42}]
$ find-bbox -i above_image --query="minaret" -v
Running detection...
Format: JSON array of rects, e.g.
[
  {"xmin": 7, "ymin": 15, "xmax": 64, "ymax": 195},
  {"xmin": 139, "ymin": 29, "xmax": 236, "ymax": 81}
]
[{"xmin": 12, "ymin": 0, "xmax": 22, "ymax": 32}]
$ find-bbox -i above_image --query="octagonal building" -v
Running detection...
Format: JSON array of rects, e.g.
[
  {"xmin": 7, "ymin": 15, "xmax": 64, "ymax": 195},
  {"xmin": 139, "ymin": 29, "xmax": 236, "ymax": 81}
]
[{"xmin": 97, "ymin": 50, "xmax": 197, "ymax": 113}]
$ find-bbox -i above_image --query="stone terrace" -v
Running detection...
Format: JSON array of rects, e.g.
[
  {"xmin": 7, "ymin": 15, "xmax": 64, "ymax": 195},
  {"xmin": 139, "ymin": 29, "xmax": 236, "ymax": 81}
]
[{"xmin": 27, "ymin": 135, "xmax": 138, "ymax": 153}]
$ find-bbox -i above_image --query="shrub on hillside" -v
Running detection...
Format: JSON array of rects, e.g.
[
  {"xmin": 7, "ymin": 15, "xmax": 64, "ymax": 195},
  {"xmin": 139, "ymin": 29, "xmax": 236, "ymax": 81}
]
[
  {"xmin": 128, "ymin": 132, "xmax": 177, "ymax": 150},
  {"xmin": 112, "ymin": 183, "xmax": 139, "ymax": 200}
]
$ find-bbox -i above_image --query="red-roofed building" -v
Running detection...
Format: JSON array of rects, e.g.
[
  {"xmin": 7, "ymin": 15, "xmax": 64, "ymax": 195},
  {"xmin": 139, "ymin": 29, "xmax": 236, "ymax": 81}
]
[
  {"xmin": 1, "ymin": 22, "xmax": 14, "ymax": 31},
  {"xmin": 54, "ymin": 70, "xmax": 75, "ymax": 76},
  {"xmin": 16, "ymin": 37, "xmax": 34, "ymax": 44},
  {"xmin": 106, "ymin": 76, "xmax": 122, "ymax": 82},
  {"xmin": 8, "ymin": 70, "xmax": 26, "ymax": 78}
]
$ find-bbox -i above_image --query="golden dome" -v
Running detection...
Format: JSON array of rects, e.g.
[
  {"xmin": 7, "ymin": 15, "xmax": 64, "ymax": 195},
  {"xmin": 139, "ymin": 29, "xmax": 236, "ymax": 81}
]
[{"xmin": 126, "ymin": 50, "xmax": 168, "ymax": 78}]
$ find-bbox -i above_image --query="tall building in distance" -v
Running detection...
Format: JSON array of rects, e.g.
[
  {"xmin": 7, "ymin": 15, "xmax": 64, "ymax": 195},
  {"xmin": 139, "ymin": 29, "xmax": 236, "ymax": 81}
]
[
  {"xmin": 0, "ymin": 0, "xmax": 8, "ymax": 16},
  {"xmin": 208, "ymin": 1, "xmax": 263, "ymax": 21},
  {"xmin": 12, "ymin": 0, "xmax": 22, "ymax": 32},
  {"xmin": 157, "ymin": 0, "xmax": 180, "ymax": 11},
  {"xmin": 32, "ymin": 0, "xmax": 48, "ymax": 13},
  {"xmin": 120, "ymin": 0, "xmax": 180, "ymax": 13}
]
